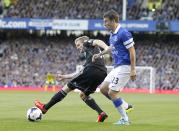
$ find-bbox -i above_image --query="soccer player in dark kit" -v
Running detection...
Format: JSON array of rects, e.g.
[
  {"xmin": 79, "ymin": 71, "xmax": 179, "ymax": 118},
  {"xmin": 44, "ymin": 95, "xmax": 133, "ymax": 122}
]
[{"xmin": 35, "ymin": 36, "xmax": 108, "ymax": 122}]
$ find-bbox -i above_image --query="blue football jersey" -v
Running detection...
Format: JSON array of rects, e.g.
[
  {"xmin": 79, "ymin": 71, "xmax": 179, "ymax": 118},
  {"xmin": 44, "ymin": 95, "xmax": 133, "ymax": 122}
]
[{"xmin": 109, "ymin": 24, "xmax": 134, "ymax": 67}]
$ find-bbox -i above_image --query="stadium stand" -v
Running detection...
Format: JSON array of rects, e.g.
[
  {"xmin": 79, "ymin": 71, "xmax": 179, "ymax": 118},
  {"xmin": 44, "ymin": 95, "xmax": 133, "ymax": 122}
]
[
  {"xmin": 153, "ymin": 0, "xmax": 179, "ymax": 21},
  {"xmin": 135, "ymin": 34, "xmax": 179, "ymax": 90},
  {"xmin": 0, "ymin": 34, "xmax": 80, "ymax": 87},
  {"xmin": 4, "ymin": 0, "xmax": 179, "ymax": 20}
]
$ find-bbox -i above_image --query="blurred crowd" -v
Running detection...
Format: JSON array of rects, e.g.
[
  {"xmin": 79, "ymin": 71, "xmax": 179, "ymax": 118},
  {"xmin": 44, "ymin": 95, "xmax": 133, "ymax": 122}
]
[
  {"xmin": 0, "ymin": 35, "xmax": 178, "ymax": 90},
  {"xmin": 6, "ymin": 0, "xmax": 123, "ymax": 19},
  {"xmin": 3, "ymin": 0, "xmax": 179, "ymax": 20},
  {"xmin": 130, "ymin": 38, "xmax": 179, "ymax": 90},
  {"xmin": 153, "ymin": 0, "xmax": 179, "ymax": 21},
  {"xmin": 0, "ymin": 37, "xmax": 80, "ymax": 87}
]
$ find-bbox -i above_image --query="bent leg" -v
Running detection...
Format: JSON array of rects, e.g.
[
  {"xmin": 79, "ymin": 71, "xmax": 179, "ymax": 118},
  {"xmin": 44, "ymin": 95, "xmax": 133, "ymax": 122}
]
[
  {"xmin": 100, "ymin": 81, "xmax": 111, "ymax": 100},
  {"xmin": 108, "ymin": 89, "xmax": 129, "ymax": 122},
  {"xmin": 80, "ymin": 92, "xmax": 108, "ymax": 122},
  {"xmin": 80, "ymin": 92, "xmax": 103, "ymax": 115},
  {"xmin": 44, "ymin": 84, "xmax": 72, "ymax": 110}
]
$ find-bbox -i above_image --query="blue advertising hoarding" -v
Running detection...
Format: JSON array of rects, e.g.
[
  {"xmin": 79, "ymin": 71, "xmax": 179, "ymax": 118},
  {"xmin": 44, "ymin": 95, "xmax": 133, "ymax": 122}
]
[
  {"xmin": 0, "ymin": 18, "xmax": 27, "ymax": 29},
  {"xmin": 28, "ymin": 19, "xmax": 52, "ymax": 30},
  {"xmin": 52, "ymin": 19, "xmax": 88, "ymax": 30},
  {"xmin": 0, "ymin": 18, "xmax": 178, "ymax": 32},
  {"xmin": 170, "ymin": 21, "xmax": 179, "ymax": 32},
  {"xmin": 88, "ymin": 19, "xmax": 157, "ymax": 31}
]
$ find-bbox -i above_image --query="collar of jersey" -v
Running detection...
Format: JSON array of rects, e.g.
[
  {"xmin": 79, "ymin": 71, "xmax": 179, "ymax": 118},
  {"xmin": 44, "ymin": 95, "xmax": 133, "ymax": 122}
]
[{"xmin": 112, "ymin": 24, "xmax": 121, "ymax": 34}]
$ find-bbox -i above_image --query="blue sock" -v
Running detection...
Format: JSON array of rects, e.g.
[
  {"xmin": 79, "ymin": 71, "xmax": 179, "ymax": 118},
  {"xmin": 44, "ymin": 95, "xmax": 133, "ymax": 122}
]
[
  {"xmin": 112, "ymin": 98, "xmax": 128, "ymax": 121},
  {"xmin": 112, "ymin": 98, "xmax": 123, "ymax": 108}
]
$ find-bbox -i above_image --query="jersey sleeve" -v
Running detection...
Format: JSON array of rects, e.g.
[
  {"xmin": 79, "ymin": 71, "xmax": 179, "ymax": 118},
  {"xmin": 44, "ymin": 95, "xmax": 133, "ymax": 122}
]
[{"xmin": 121, "ymin": 30, "xmax": 134, "ymax": 49}]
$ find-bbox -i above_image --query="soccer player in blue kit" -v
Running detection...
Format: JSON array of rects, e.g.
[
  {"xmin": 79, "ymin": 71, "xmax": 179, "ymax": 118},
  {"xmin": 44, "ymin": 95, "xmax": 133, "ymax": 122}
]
[{"xmin": 93, "ymin": 10, "xmax": 136, "ymax": 125}]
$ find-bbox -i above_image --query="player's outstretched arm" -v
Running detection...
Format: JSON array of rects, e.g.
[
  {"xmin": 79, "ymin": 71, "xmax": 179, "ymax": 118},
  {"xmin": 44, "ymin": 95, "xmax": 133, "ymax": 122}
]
[
  {"xmin": 93, "ymin": 40, "xmax": 109, "ymax": 50},
  {"xmin": 57, "ymin": 67, "xmax": 84, "ymax": 81}
]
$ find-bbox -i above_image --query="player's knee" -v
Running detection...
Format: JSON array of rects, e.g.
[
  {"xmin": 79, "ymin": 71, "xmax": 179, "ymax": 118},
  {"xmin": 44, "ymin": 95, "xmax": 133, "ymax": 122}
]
[
  {"xmin": 79, "ymin": 92, "xmax": 86, "ymax": 100},
  {"xmin": 100, "ymin": 82, "xmax": 109, "ymax": 93},
  {"xmin": 100, "ymin": 86, "xmax": 108, "ymax": 95},
  {"xmin": 108, "ymin": 90, "xmax": 118, "ymax": 100},
  {"xmin": 62, "ymin": 85, "xmax": 72, "ymax": 94},
  {"xmin": 100, "ymin": 87, "xmax": 105, "ymax": 94}
]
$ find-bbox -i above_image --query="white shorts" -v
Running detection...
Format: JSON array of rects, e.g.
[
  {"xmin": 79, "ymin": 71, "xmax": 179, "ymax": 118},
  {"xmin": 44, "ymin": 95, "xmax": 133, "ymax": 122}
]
[{"xmin": 104, "ymin": 65, "xmax": 130, "ymax": 91}]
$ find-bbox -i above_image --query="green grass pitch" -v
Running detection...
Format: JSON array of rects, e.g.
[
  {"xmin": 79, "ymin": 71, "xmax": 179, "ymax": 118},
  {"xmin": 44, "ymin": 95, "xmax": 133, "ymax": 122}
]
[{"xmin": 0, "ymin": 91, "xmax": 179, "ymax": 131}]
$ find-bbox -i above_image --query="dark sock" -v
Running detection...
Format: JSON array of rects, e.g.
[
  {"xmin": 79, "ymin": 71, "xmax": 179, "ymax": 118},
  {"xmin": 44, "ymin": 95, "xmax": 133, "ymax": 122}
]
[
  {"xmin": 83, "ymin": 96, "xmax": 103, "ymax": 115},
  {"xmin": 44, "ymin": 90, "xmax": 67, "ymax": 110}
]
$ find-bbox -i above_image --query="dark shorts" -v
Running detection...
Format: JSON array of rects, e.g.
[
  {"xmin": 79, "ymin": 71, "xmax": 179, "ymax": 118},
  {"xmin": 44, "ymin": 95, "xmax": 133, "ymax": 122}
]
[{"xmin": 67, "ymin": 67, "xmax": 107, "ymax": 96}]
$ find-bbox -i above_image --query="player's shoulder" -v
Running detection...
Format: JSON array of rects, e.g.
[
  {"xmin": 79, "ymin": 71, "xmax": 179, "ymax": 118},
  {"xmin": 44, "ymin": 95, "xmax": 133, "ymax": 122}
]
[
  {"xmin": 84, "ymin": 39, "xmax": 95, "ymax": 47},
  {"xmin": 84, "ymin": 39, "xmax": 94, "ymax": 43},
  {"xmin": 119, "ymin": 27, "xmax": 132, "ymax": 37},
  {"xmin": 119, "ymin": 27, "xmax": 130, "ymax": 34}
]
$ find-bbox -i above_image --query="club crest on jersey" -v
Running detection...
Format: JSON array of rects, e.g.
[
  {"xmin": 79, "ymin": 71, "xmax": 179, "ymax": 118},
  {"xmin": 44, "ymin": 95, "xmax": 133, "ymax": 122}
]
[
  {"xmin": 111, "ymin": 45, "xmax": 118, "ymax": 55},
  {"xmin": 113, "ymin": 36, "xmax": 118, "ymax": 42}
]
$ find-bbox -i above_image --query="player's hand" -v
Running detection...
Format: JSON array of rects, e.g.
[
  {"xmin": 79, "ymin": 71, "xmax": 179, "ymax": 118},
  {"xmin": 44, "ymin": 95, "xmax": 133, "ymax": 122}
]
[
  {"xmin": 130, "ymin": 69, "xmax": 136, "ymax": 81},
  {"xmin": 56, "ymin": 74, "xmax": 66, "ymax": 81},
  {"xmin": 92, "ymin": 54, "xmax": 100, "ymax": 62}
]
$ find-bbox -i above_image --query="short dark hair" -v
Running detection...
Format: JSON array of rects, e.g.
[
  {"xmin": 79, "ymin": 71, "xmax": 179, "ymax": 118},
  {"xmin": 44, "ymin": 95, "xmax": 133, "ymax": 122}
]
[{"xmin": 103, "ymin": 9, "xmax": 119, "ymax": 23}]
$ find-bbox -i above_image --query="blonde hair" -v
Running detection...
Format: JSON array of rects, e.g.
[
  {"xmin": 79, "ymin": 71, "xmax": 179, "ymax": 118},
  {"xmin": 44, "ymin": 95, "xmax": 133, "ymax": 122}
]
[{"xmin": 75, "ymin": 36, "xmax": 89, "ymax": 44}]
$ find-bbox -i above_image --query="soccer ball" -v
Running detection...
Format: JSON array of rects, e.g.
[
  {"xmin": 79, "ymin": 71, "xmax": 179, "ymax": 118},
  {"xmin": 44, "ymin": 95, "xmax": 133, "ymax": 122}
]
[{"xmin": 26, "ymin": 107, "xmax": 42, "ymax": 122}]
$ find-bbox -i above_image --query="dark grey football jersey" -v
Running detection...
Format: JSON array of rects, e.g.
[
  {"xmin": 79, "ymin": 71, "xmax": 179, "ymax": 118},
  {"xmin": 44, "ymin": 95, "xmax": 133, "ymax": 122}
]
[{"xmin": 83, "ymin": 39, "xmax": 107, "ymax": 72}]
